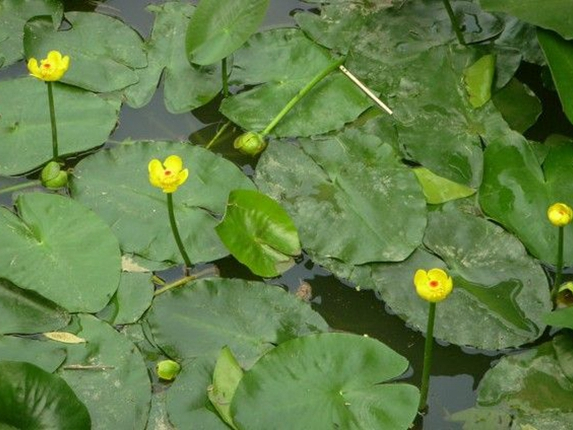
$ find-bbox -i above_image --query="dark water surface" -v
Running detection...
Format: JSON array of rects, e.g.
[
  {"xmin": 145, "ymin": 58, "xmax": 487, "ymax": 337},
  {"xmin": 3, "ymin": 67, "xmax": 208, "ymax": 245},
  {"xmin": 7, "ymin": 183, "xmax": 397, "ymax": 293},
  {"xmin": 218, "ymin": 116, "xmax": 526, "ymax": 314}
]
[{"xmin": 0, "ymin": 1, "xmax": 515, "ymax": 429}]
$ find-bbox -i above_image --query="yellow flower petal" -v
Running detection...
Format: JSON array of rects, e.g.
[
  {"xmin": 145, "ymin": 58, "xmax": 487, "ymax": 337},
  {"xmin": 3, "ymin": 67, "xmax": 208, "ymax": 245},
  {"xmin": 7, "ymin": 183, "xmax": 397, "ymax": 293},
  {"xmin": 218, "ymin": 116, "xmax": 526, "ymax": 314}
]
[
  {"xmin": 414, "ymin": 268, "xmax": 453, "ymax": 303},
  {"xmin": 547, "ymin": 203, "xmax": 573, "ymax": 227},
  {"xmin": 163, "ymin": 155, "xmax": 183, "ymax": 173}
]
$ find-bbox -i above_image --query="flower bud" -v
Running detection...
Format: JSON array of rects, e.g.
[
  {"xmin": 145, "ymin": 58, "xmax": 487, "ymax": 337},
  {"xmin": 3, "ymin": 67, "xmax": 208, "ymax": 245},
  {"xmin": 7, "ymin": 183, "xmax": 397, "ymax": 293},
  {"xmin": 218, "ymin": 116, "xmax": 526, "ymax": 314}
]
[
  {"xmin": 547, "ymin": 203, "xmax": 573, "ymax": 227},
  {"xmin": 156, "ymin": 359, "xmax": 181, "ymax": 381},
  {"xmin": 233, "ymin": 132, "xmax": 267, "ymax": 156},
  {"xmin": 41, "ymin": 161, "xmax": 68, "ymax": 189}
]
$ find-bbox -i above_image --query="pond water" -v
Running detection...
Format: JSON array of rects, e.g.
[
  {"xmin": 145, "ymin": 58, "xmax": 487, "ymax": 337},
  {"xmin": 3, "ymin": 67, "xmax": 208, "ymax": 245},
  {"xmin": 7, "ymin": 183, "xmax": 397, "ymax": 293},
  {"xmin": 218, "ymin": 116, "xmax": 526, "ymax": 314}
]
[{"xmin": 0, "ymin": 1, "xmax": 561, "ymax": 429}]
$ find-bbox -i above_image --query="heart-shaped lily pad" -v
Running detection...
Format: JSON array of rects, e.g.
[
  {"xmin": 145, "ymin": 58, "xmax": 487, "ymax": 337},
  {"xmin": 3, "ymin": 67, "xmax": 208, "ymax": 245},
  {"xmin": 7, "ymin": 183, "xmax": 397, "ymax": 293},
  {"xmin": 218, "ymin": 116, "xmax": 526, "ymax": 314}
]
[
  {"xmin": 232, "ymin": 333, "xmax": 419, "ymax": 430},
  {"xmin": 0, "ymin": 192, "xmax": 121, "ymax": 313}
]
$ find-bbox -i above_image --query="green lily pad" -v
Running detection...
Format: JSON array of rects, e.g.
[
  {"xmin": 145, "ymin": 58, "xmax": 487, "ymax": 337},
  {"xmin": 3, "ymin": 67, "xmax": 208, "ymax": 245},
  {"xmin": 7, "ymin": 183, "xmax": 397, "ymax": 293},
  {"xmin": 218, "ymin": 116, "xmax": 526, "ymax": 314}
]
[
  {"xmin": 0, "ymin": 0, "xmax": 63, "ymax": 68},
  {"xmin": 216, "ymin": 189, "xmax": 301, "ymax": 277},
  {"xmin": 0, "ymin": 336, "xmax": 66, "ymax": 373},
  {"xmin": 0, "ymin": 278, "xmax": 69, "ymax": 335},
  {"xmin": 538, "ymin": 29, "xmax": 573, "ymax": 125},
  {"xmin": 316, "ymin": 201, "xmax": 550, "ymax": 350},
  {"xmin": 232, "ymin": 333, "xmax": 419, "ymax": 430},
  {"xmin": 464, "ymin": 54, "xmax": 495, "ymax": 108},
  {"xmin": 492, "ymin": 78, "xmax": 542, "ymax": 133},
  {"xmin": 480, "ymin": 0, "xmax": 573, "ymax": 40},
  {"xmin": 220, "ymin": 28, "xmax": 371, "ymax": 138},
  {"xmin": 0, "ymin": 361, "xmax": 91, "ymax": 429},
  {"xmin": 255, "ymin": 129, "xmax": 426, "ymax": 265},
  {"xmin": 148, "ymin": 391, "xmax": 176, "ymax": 430},
  {"xmin": 124, "ymin": 2, "xmax": 221, "ymax": 113},
  {"xmin": 146, "ymin": 278, "xmax": 329, "ymax": 365},
  {"xmin": 479, "ymin": 132, "xmax": 573, "ymax": 266},
  {"xmin": 208, "ymin": 346, "xmax": 243, "ymax": 429},
  {"xmin": 451, "ymin": 336, "xmax": 573, "ymax": 429},
  {"xmin": 0, "ymin": 193, "xmax": 121, "ymax": 313},
  {"xmin": 544, "ymin": 306, "xmax": 573, "ymax": 330},
  {"xmin": 24, "ymin": 12, "xmax": 146, "ymax": 92},
  {"xmin": 413, "ymin": 167, "xmax": 476, "ymax": 204},
  {"xmin": 96, "ymin": 272, "xmax": 154, "ymax": 326},
  {"xmin": 70, "ymin": 141, "xmax": 256, "ymax": 265},
  {"xmin": 185, "ymin": 0, "xmax": 269, "ymax": 65},
  {"xmin": 58, "ymin": 314, "xmax": 151, "ymax": 430},
  {"xmin": 0, "ymin": 78, "xmax": 120, "ymax": 176}
]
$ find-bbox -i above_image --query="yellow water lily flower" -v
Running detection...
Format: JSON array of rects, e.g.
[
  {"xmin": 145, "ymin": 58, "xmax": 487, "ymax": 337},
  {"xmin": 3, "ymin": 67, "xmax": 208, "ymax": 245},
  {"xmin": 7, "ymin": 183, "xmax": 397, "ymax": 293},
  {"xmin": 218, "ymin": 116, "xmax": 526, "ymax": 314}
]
[
  {"xmin": 414, "ymin": 269, "xmax": 453, "ymax": 303},
  {"xmin": 547, "ymin": 203, "xmax": 573, "ymax": 227},
  {"xmin": 148, "ymin": 155, "xmax": 189, "ymax": 193},
  {"xmin": 27, "ymin": 50, "xmax": 70, "ymax": 82}
]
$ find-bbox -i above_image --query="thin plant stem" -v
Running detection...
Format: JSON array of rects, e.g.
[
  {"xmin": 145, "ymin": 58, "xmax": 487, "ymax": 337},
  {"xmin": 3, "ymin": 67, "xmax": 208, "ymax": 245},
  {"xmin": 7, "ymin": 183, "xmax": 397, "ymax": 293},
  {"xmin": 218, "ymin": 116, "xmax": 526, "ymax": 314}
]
[
  {"xmin": 153, "ymin": 267, "xmax": 218, "ymax": 296},
  {"xmin": 552, "ymin": 226, "xmax": 564, "ymax": 301},
  {"xmin": 206, "ymin": 121, "xmax": 231, "ymax": 149},
  {"xmin": 222, "ymin": 57, "xmax": 229, "ymax": 97},
  {"xmin": 46, "ymin": 82, "xmax": 59, "ymax": 160},
  {"xmin": 419, "ymin": 302, "xmax": 436, "ymax": 411},
  {"xmin": 0, "ymin": 180, "xmax": 42, "ymax": 195},
  {"xmin": 442, "ymin": 0, "xmax": 465, "ymax": 46},
  {"xmin": 260, "ymin": 56, "xmax": 346, "ymax": 138},
  {"xmin": 166, "ymin": 192, "xmax": 192, "ymax": 272}
]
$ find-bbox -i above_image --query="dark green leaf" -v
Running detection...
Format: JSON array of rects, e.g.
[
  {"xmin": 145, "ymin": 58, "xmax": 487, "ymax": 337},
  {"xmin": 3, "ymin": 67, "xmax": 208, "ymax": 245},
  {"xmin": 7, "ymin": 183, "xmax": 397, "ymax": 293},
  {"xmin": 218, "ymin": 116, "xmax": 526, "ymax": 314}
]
[
  {"xmin": 0, "ymin": 361, "xmax": 90, "ymax": 429},
  {"xmin": 216, "ymin": 189, "xmax": 301, "ymax": 277},
  {"xmin": 492, "ymin": 78, "xmax": 542, "ymax": 133},
  {"xmin": 186, "ymin": 0, "xmax": 269, "ymax": 65}
]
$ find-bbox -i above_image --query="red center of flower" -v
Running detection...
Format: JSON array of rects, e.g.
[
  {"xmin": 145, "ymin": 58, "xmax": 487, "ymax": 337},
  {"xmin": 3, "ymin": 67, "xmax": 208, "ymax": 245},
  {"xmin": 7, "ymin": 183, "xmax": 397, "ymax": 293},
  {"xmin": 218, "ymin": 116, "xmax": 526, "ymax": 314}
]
[
  {"xmin": 429, "ymin": 280, "xmax": 439, "ymax": 288},
  {"xmin": 164, "ymin": 170, "xmax": 172, "ymax": 176},
  {"xmin": 43, "ymin": 63, "xmax": 51, "ymax": 69}
]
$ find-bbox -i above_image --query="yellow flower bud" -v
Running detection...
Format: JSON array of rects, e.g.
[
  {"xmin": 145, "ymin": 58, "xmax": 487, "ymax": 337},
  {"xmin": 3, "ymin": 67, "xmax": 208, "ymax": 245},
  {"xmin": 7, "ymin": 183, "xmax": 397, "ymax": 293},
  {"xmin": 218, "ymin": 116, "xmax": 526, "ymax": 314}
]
[
  {"xmin": 233, "ymin": 131, "xmax": 267, "ymax": 156},
  {"xmin": 547, "ymin": 203, "xmax": 573, "ymax": 227},
  {"xmin": 27, "ymin": 50, "xmax": 70, "ymax": 82},
  {"xmin": 148, "ymin": 155, "xmax": 189, "ymax": 193},
  {"xmin": 41, "ymin": 161, "xmax": 68, "ymax": 189},
  {"xmin": 414, "ymin": 269, "xmax": 453, "ymax": 303},
  {"xmin": 156, "ymin": 359, "xmax": 181, "ymax": 381}
]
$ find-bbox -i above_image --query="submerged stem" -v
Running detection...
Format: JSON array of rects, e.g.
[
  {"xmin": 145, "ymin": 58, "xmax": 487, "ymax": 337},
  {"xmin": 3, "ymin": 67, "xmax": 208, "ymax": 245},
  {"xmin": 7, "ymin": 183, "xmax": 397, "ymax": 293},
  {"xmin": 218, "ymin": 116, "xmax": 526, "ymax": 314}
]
[
  {"xmin": 153, "ymin": 267, "xmax": 218, "ymax": 296},
  {"xmin": 442, "ymin": 0, "xmax": 465, "ymax": 46},
  {"xmin": 206, "ymin": 121, "xmax": 231, "ymax": 150},
  {"xmin": 167, "ymin": 193, "xmax": 192, "ymax": 272},
  {"xmin": 222, "ymin": 57, "xmax": 229, "ymax": 97},
  {"xmin": 419, "ymin": 302, "xmax": 436, "ymax": 411},
  {"xmin": 552, "ymin": 226, "xmax": 564, "ymax": 301},
  {"xmin": 46, "ymin": 81, "xmax": 59, "ymax": 160},
  {"xmin": 260, "ymin": 56, "xmax": 346, "ymax": 138}
]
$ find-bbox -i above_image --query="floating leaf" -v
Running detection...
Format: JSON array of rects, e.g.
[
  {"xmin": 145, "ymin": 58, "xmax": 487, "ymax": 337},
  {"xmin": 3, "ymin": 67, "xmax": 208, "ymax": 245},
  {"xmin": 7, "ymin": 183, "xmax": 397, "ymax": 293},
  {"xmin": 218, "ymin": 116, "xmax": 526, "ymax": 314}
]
[
  {"xmin": 0, "ymin": 278, "xmax": 69, "ymax": 335},
  {"xmin": 124, "ymin": 2, "xmax": 221, "ymax": 113},
  {"xmin": 221, "ymin": 28, "xmax": 371, "ymax": 138},
  {"xmin": 186, "ymin": 0, "xmax": 269, "ymax": 65},
  {"xmin": 216, "ymin": 189, "xmax": 301, "ymax": 277},
  {"xmin": 538, "ymin": 29, "xmax": 573, "ymax": 125},
  {"xmin": 0, "ymin": 336, "xmax": 66, "ymax": 373},
  {"xmin": 480, "ymin": 133, "xmax": 573, "ymax": 266},
  {"xmin": 58, "ymin": 314, "xmax": 151, "ymax": 430},
  {"xmin": 70, "ymin": 141, "xmax": 256, "ymax": 265},
  {"xmin": 24, "ymin": 12, "xmax": 146, "ymax": 92},
  {"xmin": 255, "ymin": 129, "xmax": 426, "ymax": 265},
  {"xmin": 146, "ymin": 278, "xmax": 329, "ymax": 365},
  {"xmin": 464, "ymin": 54, "xmax": 495, "ymax": 108},
  {"xmin": 0, "ymin": 78, "xmax": 120, "ymax": 176},
  {"xmin": 0, "ymin": 0, "xmax": 63, "ymax": 68},
  {"xmin": 544, "ymin": 307, "xmax": 573, "ymax": 330},
  {"xmin": 44, "ymin": 332, "xmax": 86, "ymax": 344},
  {"xmin": 0, "ymin": 193, "xmax": 121, "ymax": 313},
  {"xmin": 413, "ymin": 167, "xmax": 476, "ymax": 204},
  {"xmin": 480, "ymin": 0, "xmax": 573, "ymax": 40},
  {"xmin": 0, "ymin": 361, "xmax": 91, "ymax": 429},
  {"xmin": 208, "ymin": 346, "xmax": 243, "ymax": 429},
  {"xmin": 232, "ymin": 333, "xmax": 419, "ymax": 430},
  {"xmin": 492, "ymin": 78, "xmax": 542, "ymax": 133}
]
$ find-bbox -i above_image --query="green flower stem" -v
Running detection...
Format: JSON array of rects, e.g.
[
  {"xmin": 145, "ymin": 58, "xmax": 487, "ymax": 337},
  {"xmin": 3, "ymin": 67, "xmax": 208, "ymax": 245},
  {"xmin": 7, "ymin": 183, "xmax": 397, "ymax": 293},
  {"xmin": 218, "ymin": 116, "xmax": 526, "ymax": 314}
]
[
  {"xmin": 0, "ymin": 180, "xmax": 42, "ymax": 195},
  {"xmin": 222, "ymin": 57, "xmax": 229, "ymax": 97},
  {"xmin": 46, "ymin": 81, "xmax": 60, "ymax": 160},
  {"xmin": 153, "ymin": 267, "xmax": 217, "ymax": 296},
  {"xmin": 442, "ymin": 0, "xmax": 465, "ymax": 46},
  {"xmin": 206, "ymin": 121, "xmax": 231, "ymax": 149},
  {"xmin": 419, "ymin": 302, "xmax": 436, "ymax": 411},
  {"xmin": 552, "ymin": 226, "xmax": 565, "ymax": 301},
  {"xmin": 166, "ymin": 192, "xmax": 192, "ymax": 272},
  {"xmin": 260, "ymin": 56, "xmax": 346, "ymax": 138}
]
